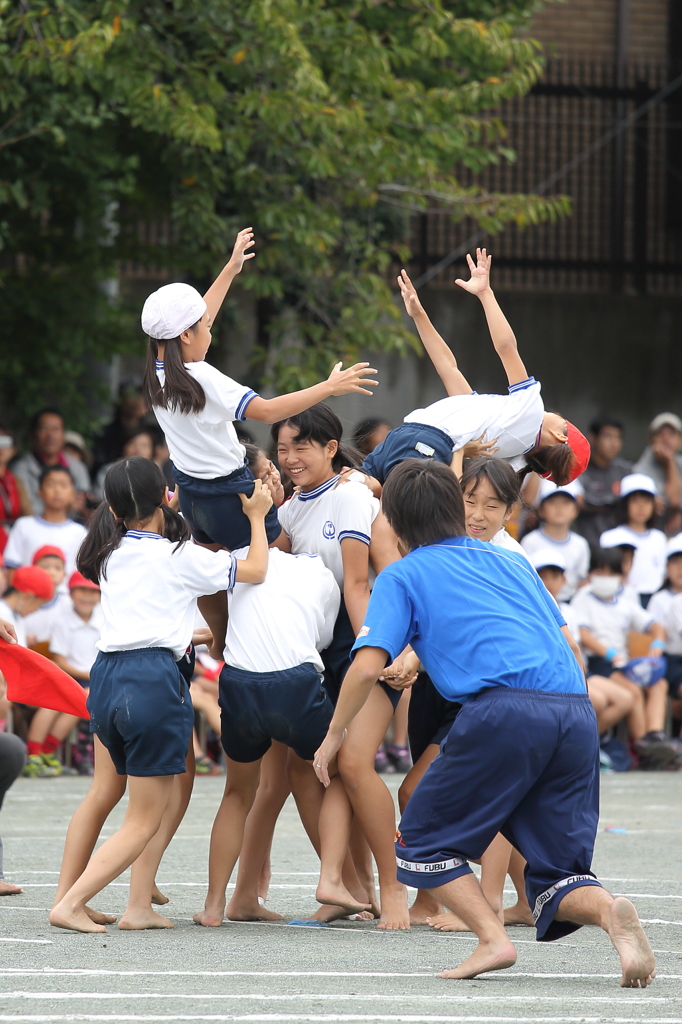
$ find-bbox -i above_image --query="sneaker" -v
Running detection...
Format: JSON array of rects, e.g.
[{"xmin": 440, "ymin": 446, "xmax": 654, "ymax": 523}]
[
  {"xmin": 22, "ymin": 754, "xmax": 59, "ymax": 778},
  {"xmin": 39, "ymin": 752, "xmax": 64, "ymax": 776},
  {"xmin": 76, "ymin": 759, "xmax": 94, "ymax": 777},
  {"xmin": 634, "ymin": 731, "xmax": 680, "ymax": 770},
  {"xmin": 386, "ymin": 744, "xmax": 412, "ymax": 774},
  {"xmin": 374, "ymin": 748, "xmax": 395, "ymax": 774},
  {"xmin": 194, "ymin": 754, "xmax": 224, "ymax": 776}
]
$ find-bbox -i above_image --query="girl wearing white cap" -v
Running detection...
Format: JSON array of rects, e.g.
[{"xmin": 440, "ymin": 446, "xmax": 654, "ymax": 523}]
[
  {"xmin": 599, "ymin": 473, "xmax": 667, "ymax": 607},
  {"xmin": 141, "ymin": 229, "xmax": 377, "ymax": 655}
]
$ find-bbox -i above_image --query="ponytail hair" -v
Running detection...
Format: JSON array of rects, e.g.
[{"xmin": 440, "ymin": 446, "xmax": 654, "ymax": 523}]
[
  {"xmin": 271, "ymin": 404, "xmax": 362, "ymax": 473},
  {"xmin": 460, "ymin": 457, "xmax": 521, "ymax": 509},
  {"xmin": 142, "ymin": 332, "xmax": 206, "ymax": 415},
  {"xmin": 518, "ymin": 443, "xmax": 575, "ymax": 487},
  {"xmin": 77, "ymin": 457, "xmax": 190, "ymax": 582}
]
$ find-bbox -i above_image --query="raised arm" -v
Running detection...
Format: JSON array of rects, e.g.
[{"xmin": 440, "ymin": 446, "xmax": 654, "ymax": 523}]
[
  {"xmin": 397, "ymin": 270, "xmax": 473, "ymax": 397},
  {"xmin": 455, "ymin": 249, "xmax": 529, "ymax": 387},
  {"xmin": 203, "ymin": 228, "xmax": 255, "ymax": 323},
  {"xmin": 234, "ymin": 480, "xmax": 273, "ymax": 585},
  {"xmin": 245, "ymin": 362, "xmax": 378, "ymax": 424}
]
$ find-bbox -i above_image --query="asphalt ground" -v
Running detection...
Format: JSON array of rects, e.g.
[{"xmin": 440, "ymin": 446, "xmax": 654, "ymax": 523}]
[{"xmin": 0, "ymin": 770, "xmax": 680, "ymax": 1024}]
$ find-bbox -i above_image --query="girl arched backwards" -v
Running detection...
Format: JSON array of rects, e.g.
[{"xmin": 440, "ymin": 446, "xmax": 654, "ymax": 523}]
[{"xmin": 49, "ymin": 457, "xmax": 272, "ymax": 933}]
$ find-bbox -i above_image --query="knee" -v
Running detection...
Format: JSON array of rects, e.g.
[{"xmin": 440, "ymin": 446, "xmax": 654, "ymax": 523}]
[{"xmin": 337, "ymin": 746, "xmax": 370, "ymax": 790}]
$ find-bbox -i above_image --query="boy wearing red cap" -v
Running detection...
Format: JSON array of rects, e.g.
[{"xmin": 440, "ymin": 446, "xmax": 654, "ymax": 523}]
[
  {"xmin": 23, "ymin": 546, "xmax": 70, "ymax": 647},
  {"xmin": 0, "ymin": 566, "xmax": 54, "ymax": 649}
]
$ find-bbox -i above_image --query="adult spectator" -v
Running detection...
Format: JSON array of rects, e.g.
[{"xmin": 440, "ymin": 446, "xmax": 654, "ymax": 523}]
[
  {"xmin": 93, "ymin": 428, "xmax": 156, "ymax": 502},
  {"xmin": 11, "ymin": 410, "xmax": 90, "ymax": 517},
  {"xmin": 575, "ymin": 416, "xmax": 632, "ymax": 548},
  {"xmin": 633, "ymin": 413, "xmax": 682, "ymax": 535},
  {"xmin": 0, "ymin": 426, "xmax": 32, "ymax": 554},
  {"xmin": 93, "ymin": 384, "xmax": 146, "ymax": 468}
]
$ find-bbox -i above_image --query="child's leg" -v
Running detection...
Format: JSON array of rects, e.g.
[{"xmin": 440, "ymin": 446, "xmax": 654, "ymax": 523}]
[
  {"xmin": 369, "ymin": 511, "xmax": 402, "ymax": 576},
  {"xmin": 197, "ymin": 592, "xmax": 228, "ymax": 662},
  {"xmin": 226, "ymin": 742, "xmax": 290, "ymax": 922},
  {"xmin": 504, "ymin": 847, "xmax": 534, "ymax": 926},
  {"xmin": 49, "ymin": 774, "xmax": 175, "ymax": 933},
  {"xmin": 52, "ymin": 736, "xmax": 127, "ymax": 924},
  {"xmin": 193, "ymin": 757, "xmax": 262, "ymax": 927},
  {"xmin": 26, "ymin": 708, "xmax": 60, "ymax": 749},
  {"xmin": 316, "ymin": 774, "xmax": 371, "ymax": 915},
  {"xmin": 399, "ymin": 743, "xmax": 451, "ymax": 925},
  {"xmin": 430, "ymin": 873, "xmax": 517, "ymax": 980},
  {"xmin": 480, "ymin": 833, "xmax": 512, "ymax": 923},
  {"xmin": 643, "ymin": 678, "xmax": 669, "ymax": 733},
  {"xmin": 611, "ymin": 673, "xmax": 646, "ymax": 740},
  {"xmin": 337, "ymin": 684, "xmax": 409, "ymax": 929},
  {"xmin": 591, "ymin": 676, "xmax": 634, "ymax": 733}
]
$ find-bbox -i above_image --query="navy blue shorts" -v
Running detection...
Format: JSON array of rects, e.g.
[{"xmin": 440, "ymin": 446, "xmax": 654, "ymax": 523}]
[
  {"xmin": 219, "ymin": 662, "xmax": 334, "ymax": 763},
  {"xmin": 666, "ymin": 653, "xmax": 682, "ymax": 699},
  {"xmin": 362, "ymin": 422, "xmax": 454, "ymax": 485},
  {"xmin": 408, "ymin": 672, "xmax": 461, "ymax": 763},
  {"xmin": 322, "ymin": 601, "xmax": 402, "ymax": 712},
  {"xmin": 587, "ymin": 654, "xmax": 618, "ymax": 678},
  {"xmin": 88, "ymin": 649, "xmax": 194, "ymax": 777},
  {"xmin": 173, "ymin": 462, "xmax": 281, "ymax": 550},
  {"xmin": 396, "ymin": 687, "xmax": 601, "ymax": 942}
]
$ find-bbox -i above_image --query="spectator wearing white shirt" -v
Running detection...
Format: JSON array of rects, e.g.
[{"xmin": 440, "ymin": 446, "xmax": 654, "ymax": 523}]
[
  {"xmin": 600, "ymin": 474, "xmax": 667, "ymax": 607},
  {"xmin": 4, "ymin": 466, "xmax": 86, "ymax": 580},
  {"xmin": 0, "ymin": 565, "xmax": 53, "ymax": 650},
  {"xmin": 647, "ymin": 535, "xmax": 682, "ymax": 731},
  {"xmin": 23, "ymin": 546, "xmax": 70, "ymax": 646},
  {"xmin": 521, "ymin": 478, "xmax": 589, "ymax": 600}
]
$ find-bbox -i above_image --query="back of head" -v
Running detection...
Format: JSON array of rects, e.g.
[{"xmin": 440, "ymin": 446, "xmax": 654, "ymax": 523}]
[
  {"xmin": 271, "ymin": 404, "xmax": 361, "ymax": 472},
  {"xmin": 381, "ymin": 459, "xmax": 466, "ymax": 551}
]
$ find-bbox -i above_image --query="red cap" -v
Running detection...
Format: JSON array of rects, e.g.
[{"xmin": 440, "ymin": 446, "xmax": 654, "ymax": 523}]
[
  {"xmin": 544, "ymin": 421, "xmax": 590, "ymax": 484},
  {"xmin": 13, "ymin": 565, "xmax": 54, "ymax": 601},
  {"xmin": 68, "ymin": 571, "xmax": 100, "ymax": 592},
  {"xmin": 32, "ymin": 545, "xmax": 67, "ymax": 566}
]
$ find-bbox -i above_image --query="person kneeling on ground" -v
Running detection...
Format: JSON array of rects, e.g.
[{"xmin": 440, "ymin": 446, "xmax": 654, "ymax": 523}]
[{"xmin": 314, "ymin": 459, "xmax": 655, "ymax": 988}]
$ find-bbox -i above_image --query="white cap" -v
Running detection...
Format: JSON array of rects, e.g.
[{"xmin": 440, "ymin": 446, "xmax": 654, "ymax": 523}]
[
  {"xmin": 649, "ymin": 412, "xmax": 682, "ymax": 434},
  {"xmin": 530, "ymin": 547, "xmax": 567, "ymax": 572},
  {"xmin": 141, "ymin": 283, "xmax": 207, "ymax": 340},
  {"xmin": 666, "ymin": 533, "xmax": 682, "ymax": 559},
  {"xmin": 599, "ymin": 526, "xmax": 642, "ymax": 550},
  {"xmin": 537, "ymin": 477, "xmax": 583, "ymax": 504},
  {"xmin": 619, "ymin": 473, "xmax": 657, "ymax": 499}
]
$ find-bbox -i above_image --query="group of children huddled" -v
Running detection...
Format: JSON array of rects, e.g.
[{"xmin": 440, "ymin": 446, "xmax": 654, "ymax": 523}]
[{"xmin": 0, "ymin": 232, "xmax": 678, "ymax": 987}]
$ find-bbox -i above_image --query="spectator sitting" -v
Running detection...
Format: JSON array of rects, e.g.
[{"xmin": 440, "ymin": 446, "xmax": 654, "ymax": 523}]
[
  {"xmin": 353, "ymin": 417, "xmax": 392, "ymax": 456},
  {"xmin": 0, "ymin": 566, "xmax": 53, "ymax": 649},
  {"xmin": 600, "ymin": 473, "xmax": 667, "ymax": 607},
  {"xmin": 3, "ymin": 467, "xmax": 86, "ymax": 580},
  {"xmin": 647, "ymin": 535, "xmax": 682, "ymax": 738},
  {"xmin": 0, "ymin": 426, "xmax": 32, "ymax": 555},
  {"xmin": 633, "ymin": 413, "xmax": 682, "ymax": 536},
  {"xmin": 575, "ymin": 416, "xmax": 632, "ymax": 548},
  {"xmin": 520, "ymin": 478, "xmax": 589, "ymax": 600},
  {"xmin": 570, "ymin": 547, "xmax": 676, "ymax": 770},
  {"xmin": 93, "ymin": 384, "xmax": 146, "ymax": 468},
  {"xmin": 11, "ymin": 410, "xmax": 90, "ymax": 518},
  {"xmin": 63, "ymin": 431, "xmax": 94, "ymax": 475},
  {"xmin": 93, "ymin": 429, "xmax": 156, "ymax": 502},
  {"xmin": 23, "ymin": 547, "xmax": 70, "ymax": 646}
]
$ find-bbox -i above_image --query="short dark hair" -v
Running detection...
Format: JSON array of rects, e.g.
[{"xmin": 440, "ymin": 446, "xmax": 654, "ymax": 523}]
[
  {"xmin": 460, "ymin": 457, "xmax": 520, "ymax": 509},
  {"xmin": 381, "ymin": 459, "xmax": 466, "ymax": 550},
  {"xmin": 353, "ymin": 417, "xmax": 392, "ymax": 455},
  {"xmin": 30, "ymin": 408, "xmax": 64, "ymax": 434},
  {"xmin": 589, "ymin": 415, "xmax": 624, "ymax": 437},
  {"xmin": 39, "ymin": 464, "xmax": 74, "ymax": 488},
  {"xmin": 589, "ymin": 546, "xmax": 624, "ymax": 574}
]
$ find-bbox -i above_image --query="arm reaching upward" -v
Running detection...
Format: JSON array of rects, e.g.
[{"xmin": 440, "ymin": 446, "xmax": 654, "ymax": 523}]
[
  {"xmin": 455, "ymin": 249, "xmax": 529, "ymax": 387},
  {"xmin": 397, "ymin": 270, "xmax": 473, "ymax": 397},
  {"xmin": 203, "ymin": 228, "xmax": 256, "ymax": 323}
]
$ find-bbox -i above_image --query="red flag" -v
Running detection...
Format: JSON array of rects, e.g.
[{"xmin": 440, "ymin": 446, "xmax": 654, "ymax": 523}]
[{"xmin": 0, "ymin": 641, "xmax": 89, "ymax": 718}]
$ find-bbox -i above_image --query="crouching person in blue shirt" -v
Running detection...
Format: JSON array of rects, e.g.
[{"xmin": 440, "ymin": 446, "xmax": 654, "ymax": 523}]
[{"xmin": 314, "ymin": 459, "xmax": 655, "ymax": 988}]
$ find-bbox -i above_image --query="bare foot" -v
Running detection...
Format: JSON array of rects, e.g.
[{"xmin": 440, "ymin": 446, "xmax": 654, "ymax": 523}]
[
  {"xmin": 409, "ymin": 891, "xmax": 443, "ymax": 926},
  {"xmin": 504, "ymin": 902, "xmax": 534, "ymax": 927},
  {"xmin": 85, "ymin": 906, "xmax": 117, "ymax": 925},
  {"xmin": 311, "ymin": 903, "xmax": 351, "ymax": 923},
  {"xmin": 428, "ymin": 910, "xmax": 470, "ymax": 932},
  {"xmin": 151, "ymin": 886, "xmax": 169, "ymax": 906},
  {"xmin": 0, "ymin": 881, "xmax": 23, "ymax": 896},
  {"xmin": 49, "ymin": 902, "xmax": 107, "ymax": 933},
  {"xmin": 376, "ymin": 885, "xmax": 410, "ymax": 930},
  {"xmin": 118, "ymin": 907, "xmax": 174, "ymax": 930},
  {"xmin": 354, "ymin": 910, "xmax": 375, "ymax": 921},
  {"xmin": 437, "ymin": 937, "xmax": 517, "ymax": 979},
  {"xmin": 608, "ymin": 897, "xmax": 656, "ymax": 988},
  {"xmin": 225, "ymin": 897, "xmax": 283, "ymax": 922},
  {"xmin": 316, "ymin": 881, "xmax": 371, "ymax": 917},
  {"xmin": 193, "ymin": 907, "xmax": 224, "ymax": 927}
]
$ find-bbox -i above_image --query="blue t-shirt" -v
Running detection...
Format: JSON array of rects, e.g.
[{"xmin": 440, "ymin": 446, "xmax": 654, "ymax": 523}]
[{"xmin": 352, "ymin": 536, "xmax": 585, "ymax": 702}]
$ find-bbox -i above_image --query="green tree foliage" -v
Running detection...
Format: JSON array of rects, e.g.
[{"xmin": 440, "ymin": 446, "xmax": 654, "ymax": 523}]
[{"xmin": 0, "ymin": 0, "xmax": 567, "ymax": 431}]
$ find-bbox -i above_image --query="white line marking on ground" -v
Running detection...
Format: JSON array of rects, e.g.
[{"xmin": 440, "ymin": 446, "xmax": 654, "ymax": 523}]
[
  {"xmin": 1, "ymin": 993, "xmax": 680, "ymax": 1004},
  {"xmin": 0, "ymin": 969, "xmax": 681, "ymax": 980},
  {"xmin": 0, "ymin": 1015, "xmax": 680, "ymax": 1023},
  {"xmin": 0, "ymin": 938, "xmax": 52, "ymax": 944}
]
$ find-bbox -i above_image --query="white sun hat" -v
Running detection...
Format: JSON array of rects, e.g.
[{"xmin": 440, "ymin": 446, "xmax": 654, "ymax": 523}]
[
  {"xmin": 141, "ymin": 283, "xmax": 207, "ymax": 340},
  {"xmin": 529, "ymin": 547, "xmax": 568, "ymax": 572},
  {"xmin": 619, "ymin": 473, "xmax": 657, "ymax": 499}
]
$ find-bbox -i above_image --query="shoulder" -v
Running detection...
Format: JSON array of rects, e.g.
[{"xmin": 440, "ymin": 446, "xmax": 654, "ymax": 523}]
[
  {"xmin": 10, "ymin": 452, "xmax": 38, "ymax": 474},
  {"xmin": 507, "ymin": 376, "xmax": 541, "ymax": 396}
]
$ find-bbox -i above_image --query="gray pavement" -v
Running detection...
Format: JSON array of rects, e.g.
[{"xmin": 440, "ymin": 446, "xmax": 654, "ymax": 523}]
[{"xmin": 0, "ymin": 770, "xmax": 681, "ymax": 1023}]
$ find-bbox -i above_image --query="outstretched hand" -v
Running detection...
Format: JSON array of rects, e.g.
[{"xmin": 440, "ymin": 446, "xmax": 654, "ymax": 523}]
[
  {"xmin": 455, "ymin": 247, "xmax": 492, "ymax": 296},
  {"xmin": 327, "ymin": 362, "xmax": 378, "ymax": 397},
  {"xmin": 227, "ymin": 228, "xmax": 256, "ymax": 274},
  {"xmin": 461, "ymin": 433, "xmax": 500, "ymax": 459},
  {"xmin": 397, "ymin": 269, "xmax": 425, "ymax": 320}
]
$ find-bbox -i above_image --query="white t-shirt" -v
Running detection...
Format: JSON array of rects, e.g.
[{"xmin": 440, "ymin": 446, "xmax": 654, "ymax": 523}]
[
  {"xmin": 558, "ymin": 600, "xmax": 582, "ymax": 644},
  {"xmin": 405, "ymin": 377, "xmax": 544, "ymax": 471},
  {"xmin": 4, "ymin": 516, "xmax": 86, "ymax": 577},
  {"xmin": 224, "ymin": 548, "xmax": 340, "ymax": 674},
  {"xmin": 50, "ymin": 601, "xmax": 104, "ymax": 675},
  {"xmin": 23, "ymin": 592, "xmax": 71, "ymax": 645},
  {"xmin": 521, "ymin": 528, "xmax": 590, "ymax": 600},
  {"xmin": 277, "ymin": 477, "xmax": 380, "ymax": 590},
  {"xmin": 491, "ymin": 527, "xmax": 533, "ymax": 563},
  {"xmin": 599, "ymin": 525, "xmax": 667, "ymax": 596},
  {"xmin": 97, "ymin": 529, "xmax": 237, "ymax": 659},
  {"xmin": 570, "ymin": 585, "xmax": 653, "ymax": 661},
  {"xmin": 646, "ymin": 588, "xmax": 682, "ymax": 656},
  {"xmin": 0, "ymin": 600, "xmax": 26, "ymax": 647},
  {"xmin": 154, "ymin": 359, "xmax": 258, "ymax": 479}
]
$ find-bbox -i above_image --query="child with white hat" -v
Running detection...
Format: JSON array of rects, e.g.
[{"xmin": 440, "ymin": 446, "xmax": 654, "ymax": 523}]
[{"xmin": 599, "ymin": 473, "xmax": 667, "ymax": 607}]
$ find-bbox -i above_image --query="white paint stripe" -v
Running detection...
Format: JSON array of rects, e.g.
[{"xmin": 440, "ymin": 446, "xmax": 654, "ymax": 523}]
[
  {"xmin": 0, "ymin": 938, "xmax": 52, "ymax": 945},
  {"xmin": 1, "ymin": 994, "xmax": 680, "ymax": 1004},
  {"xmin": 0, "ymin": 969, "xmax": 680, "ymax": 980},
  {"xmin": 0, "ymin": 1015, "xmax": 679, "ymax": 1024}
]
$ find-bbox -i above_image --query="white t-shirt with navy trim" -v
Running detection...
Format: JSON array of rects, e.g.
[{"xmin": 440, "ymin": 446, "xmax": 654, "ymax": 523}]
[
  {"xmin": 405, "ymin": 377, "xmax": 544, "ymax": 470},
  {"xmin": 50, "ymin": 601, "xmax": 104, "ymax": 675},
  {"xmin": 570, "ymin": 585, "xmax": 654, "ymax": 661},
  {"xmin": 277, "ymin": 477, "xmax": 380, "ymax": 590},
  {"xmin": 646, "ymin": 588, "xmax": 682, "ymax": 656},
  {"xmin": 154, "ymin": 359, "xmax": 259, "ymax": 479},
  {"xmin": 97, "ymin": 530, "xmax": 237, "ymax": 659},
  {"xmin": 23, "ymin": 592, "xmax": 71, "ymax": 645},
  {"xmin": 4, "ymin": 515, "xmax": 86, "ymax": 578},
  {"xmin": 224, "ymin": 547, "xmax": 340, "ymax": 674},
  {"xmin": 521, "ymin": 528, "xmax": 590, "ymax": 600},
  {"xmin": 491, "ymin": 527, "xmax": 532, "ymax": 563}
]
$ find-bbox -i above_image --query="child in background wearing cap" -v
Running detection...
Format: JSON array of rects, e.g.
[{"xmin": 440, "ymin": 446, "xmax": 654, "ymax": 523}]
[
  {"xmin": 362, "ymin": 252, "xmax": 590, "ymax": 490},
  {"xmin": 141, "ymin": 229, "xmax": 377, "ymax": 659},
  {"xmin": 3, "ymin": 466, "xmax": 86, "ymax": 579},
  {"xmin": 647, "ymin": 536, "xmax": 682, "ymax": 739},
  {"xmin": 600, "ymin": 474, "xmax": 667, "ymax": 608},
  {"xmin": 521, "ymin": 480, "xmax": 590, "ymax": 601},
  {"xmin": 0, "ymin": 565, "xmax": 53, "ymax": 649},
  {"xmin": 23, "ymin": 547, "xmax": 70, "ymax": 647},
  {"xmin": 570, "ymin": 547, "xmax": 678, "ymax": 769}
]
